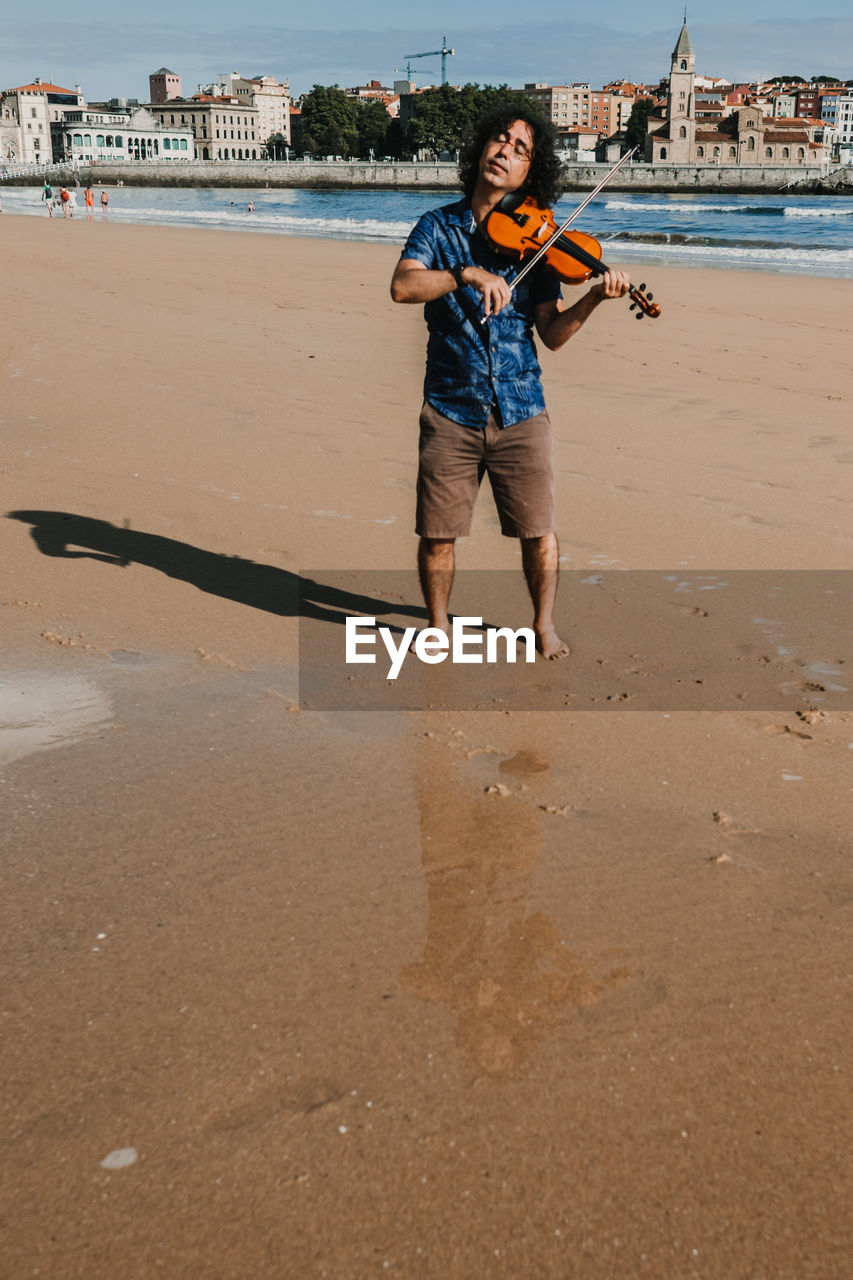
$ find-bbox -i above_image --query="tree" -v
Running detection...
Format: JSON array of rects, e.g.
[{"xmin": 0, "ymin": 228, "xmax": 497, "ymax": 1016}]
[
  {"xmin": 299, "ymin": 85, "xmax": 359, "ymax": 157},
  {"xmin": 625, "ymin": 97, "xmax": 656, "ymax": 153},
  {"xmin": 355, "ymin": 99, "xmax": 391, "ymax": 158},
  {"xmin": 407, "ymin": 83, "xmax": 539, "ymax": 158}
]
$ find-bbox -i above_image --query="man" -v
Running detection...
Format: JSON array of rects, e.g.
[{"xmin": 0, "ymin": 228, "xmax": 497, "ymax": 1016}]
[
  {"xmin": 390, "ymin": 107, "xmax": 629, "ymax": 658},
  {"xmin": 42, "ymin": 182, "xmax": 54, "ymax": 216}
]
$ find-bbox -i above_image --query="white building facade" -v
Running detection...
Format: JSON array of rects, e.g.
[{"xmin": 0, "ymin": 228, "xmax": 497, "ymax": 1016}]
[
  {"xmin": 206, "ymin": 72, "xmax": 291, "ymax": 149},
  {"xmin": 0, "ymin": 80, "xmax": 83, "ymax": 164},
  {"xmin": 54, "ymin": 106, "xmax": 194, "ymax": 163}
]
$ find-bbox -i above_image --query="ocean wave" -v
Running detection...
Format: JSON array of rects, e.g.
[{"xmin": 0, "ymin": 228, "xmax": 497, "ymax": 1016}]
[
  {"xmin": 783, "ymin": 204, "xmax": 853, "ymax": 217},
  {"xmin": 603, "ymin": 229, "xmax": 828, "ymax": 250},
  {"xmin": 599, "ymin": 237, "xmax": 853, "ymax": 274},
  {"xmin": 111, "ymin": 207, "xmax": 416, "ymax": 241},
  {"xmin": 603, "ymin": 198, "xmax": 761, "ymax": 214}
]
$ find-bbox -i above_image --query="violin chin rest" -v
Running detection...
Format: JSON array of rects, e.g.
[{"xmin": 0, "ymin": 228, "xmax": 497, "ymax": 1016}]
[{"xmin": 497, "ymin": 191, "xmax": 527, "ymax": 213}]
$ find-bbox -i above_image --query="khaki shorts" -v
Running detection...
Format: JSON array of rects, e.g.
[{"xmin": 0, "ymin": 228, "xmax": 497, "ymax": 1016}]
[{"xmin": 416, "ymin": 400, "xmax": 555, "ymax": 540}]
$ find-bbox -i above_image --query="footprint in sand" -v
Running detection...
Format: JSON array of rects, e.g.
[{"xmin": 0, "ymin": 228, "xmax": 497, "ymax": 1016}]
[
  {"xmin": 761, "ymin": 723, "xmax": 813, "ymax": 740},
  {"xmin": 712, "ymin": 810, "xmax": 761, "ymax": 836},
  {"xmin": 498, "ymin": 750, "xmax": 549, "ymax": 776}
]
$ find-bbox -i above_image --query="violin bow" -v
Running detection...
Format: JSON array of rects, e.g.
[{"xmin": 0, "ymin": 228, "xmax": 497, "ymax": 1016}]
[{"xmin": 495, "ymin": 146, "xmax": 638, "ymax": 301}]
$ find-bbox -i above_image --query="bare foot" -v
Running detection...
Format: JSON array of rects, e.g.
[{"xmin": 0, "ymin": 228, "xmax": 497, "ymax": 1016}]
[
  {"xmin": 410, "ymin": 624, "xmax": 449, "ymax": 654},
  {"xmin": 535, "ymin": 627, "xmax": 570, "ymax": 660}
]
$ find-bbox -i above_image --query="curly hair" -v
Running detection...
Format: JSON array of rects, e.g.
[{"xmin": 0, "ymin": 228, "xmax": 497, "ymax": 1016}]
[{"xmin": 458, "ymin": 105, "xmax": 564, "ymax": 209}]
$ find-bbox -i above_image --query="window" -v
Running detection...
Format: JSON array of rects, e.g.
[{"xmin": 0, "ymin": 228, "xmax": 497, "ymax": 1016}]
[
  {"xmin": 115, "ymin": 136, "xmax": 123, "ymax": 147},
  {"xmin": 782, "ymin": 146, "xmax": 789, "ymax": 157},
  {"xmin": 84, "ymin": 134, "xmax": 91, "ymax": 145},
  {"xmin": 679, "ymin": 126, "xmax": 687, "ymax": 138},
  {"xmin": 697, "ymin": 146, "xmax": 704, "ymax": 157},
  {"xmin": 729, "ymin": 146, "xmax": 736, "ymax": 157},
  {"xmin": 765, "ymin": 146, "xmax": 772, "ymax": 157},
  {"xmin": 163, "ymin": 138, "xmax": 171, "ymax": 149},
  {"xmin": 180, "ymin": 139, "xmax": 187, "ymax": 150},
  {"xmin": 660, "ymin": 147, "xmax": 667, "ymax": 159},
  {"xmin": 747, "ymin": 136, "xmax": 755, "ymax": 150},
  {"xmin": 73, "ymin": 133, "xmax": 83, "ymax": 146}
]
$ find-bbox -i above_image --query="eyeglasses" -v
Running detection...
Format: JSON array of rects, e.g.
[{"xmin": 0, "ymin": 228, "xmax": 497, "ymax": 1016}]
[{"xmin": 489, "ymin": 131, "xmax": 533, "ymax": 163}]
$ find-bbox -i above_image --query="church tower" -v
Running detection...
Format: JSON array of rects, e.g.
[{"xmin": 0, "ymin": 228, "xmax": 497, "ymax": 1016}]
[{"xmin": 666, "ymin": 21, "xmax": 696, "ymax": 161}]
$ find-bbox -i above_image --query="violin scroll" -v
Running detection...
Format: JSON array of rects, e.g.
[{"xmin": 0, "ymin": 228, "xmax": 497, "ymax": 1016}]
[{"xmin": 628, "ymin": 283, "xmax": 661, "ymax": 320}]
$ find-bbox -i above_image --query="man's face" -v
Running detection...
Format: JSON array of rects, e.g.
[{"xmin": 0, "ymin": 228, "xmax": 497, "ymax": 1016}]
[{"xmin": 478, "ymin": 119, "xmax": 534, "ymax": 196}]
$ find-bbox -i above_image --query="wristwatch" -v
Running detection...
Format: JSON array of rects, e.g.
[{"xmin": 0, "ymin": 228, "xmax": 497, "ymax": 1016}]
[{"xmin": 450, "ymin": 264, "xmax": 467, "ymax": 290}]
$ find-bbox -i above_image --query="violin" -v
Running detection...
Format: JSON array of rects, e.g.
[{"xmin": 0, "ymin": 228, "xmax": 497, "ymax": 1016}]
[{"xmin": 484, "ymin": 193, "xmax": 661, "ymax": 320}]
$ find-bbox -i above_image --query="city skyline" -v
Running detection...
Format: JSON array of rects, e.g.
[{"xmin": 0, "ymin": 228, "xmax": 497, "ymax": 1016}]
[{"xmin": 3, "ymin": 5, "xmax": 852, "ymax": 105}]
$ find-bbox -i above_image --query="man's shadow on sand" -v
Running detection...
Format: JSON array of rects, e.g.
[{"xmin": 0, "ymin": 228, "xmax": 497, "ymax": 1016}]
[{"xmin": 7, "ymin": 510, "xmax": 427, "ymax": 629}]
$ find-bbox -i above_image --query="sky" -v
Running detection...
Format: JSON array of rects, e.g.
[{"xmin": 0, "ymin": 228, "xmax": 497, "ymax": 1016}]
[{"xmin": 3, "ymin": 3, "xmax": 851, "ymax": 103}]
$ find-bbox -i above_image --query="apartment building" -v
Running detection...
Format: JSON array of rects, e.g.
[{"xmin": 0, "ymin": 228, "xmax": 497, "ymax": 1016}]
[
  {"xmin": 149, "ymin": 96, "xmax": 260, "ymax": 159},
  {"xmin": 0, "ymin": 79, "xmax": 84, "ymax": 163},
  {"xmin": 205, "ymin": 73, "xmax": 291, "ymax": 148},
  {"xmin": 523, "ymin": 83, "xmax": 631, "ymax": 140}
]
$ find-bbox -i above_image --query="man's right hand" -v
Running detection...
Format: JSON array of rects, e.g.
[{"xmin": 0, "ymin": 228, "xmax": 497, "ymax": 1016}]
[
  {"xmin": 459, "ymin": 266, "xmax": 513, "ymax": 317},
  {"xmin": 390, "ymin": 258, "xmax": 512, "ymax": 316}
]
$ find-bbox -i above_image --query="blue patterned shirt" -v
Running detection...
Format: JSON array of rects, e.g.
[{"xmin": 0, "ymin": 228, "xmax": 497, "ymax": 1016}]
[{"xmin": 400, "ymin": 197, "xmax": 562, "ymax": 429}]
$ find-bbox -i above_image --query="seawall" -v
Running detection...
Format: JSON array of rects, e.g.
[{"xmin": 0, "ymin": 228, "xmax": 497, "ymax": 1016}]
[{"xmin": 8, "ymin": 159, "xmax": 850, "ymax": 193}]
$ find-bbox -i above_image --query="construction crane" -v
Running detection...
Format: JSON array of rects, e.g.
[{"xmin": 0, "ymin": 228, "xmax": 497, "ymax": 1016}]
[{"xmin": 402, "ymin": 36, "xmax": 455, "ymax": 86}]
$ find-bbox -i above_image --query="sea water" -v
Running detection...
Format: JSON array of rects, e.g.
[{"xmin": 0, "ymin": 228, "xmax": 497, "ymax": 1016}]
[{"xmin": 5, "ymin": 183, "xmax": 853, "ymax": 277}]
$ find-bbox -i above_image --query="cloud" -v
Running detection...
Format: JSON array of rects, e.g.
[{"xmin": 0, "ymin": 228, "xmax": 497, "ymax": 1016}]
[{"xmin": 3, "ymin": 18, "xmax": 851, "ymax": 103}]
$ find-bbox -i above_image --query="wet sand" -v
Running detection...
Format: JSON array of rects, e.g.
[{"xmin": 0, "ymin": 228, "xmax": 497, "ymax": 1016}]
[{"xmin": 2, "ymin": 213, "xmax": 852, "ymax": 1278}]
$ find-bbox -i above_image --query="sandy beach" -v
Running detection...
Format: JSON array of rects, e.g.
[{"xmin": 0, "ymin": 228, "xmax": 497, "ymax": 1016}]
[{"xmin": 2, "ymin": 212, "xmax": 852, "ymax": 1278}]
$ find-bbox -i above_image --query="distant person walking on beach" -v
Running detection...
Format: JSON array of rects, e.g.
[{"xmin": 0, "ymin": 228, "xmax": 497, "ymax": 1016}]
[
  {"xmin": 100, "ymin": 189, "xmax": 109, "ymax": 214},
  {"xmin": 59, "ymin": 187, "xmax": 70, "ymax": 217},
  {"xmin": 66, "ymin": 188, "xmax": 77, "ymax": 218},
  {"xmin": 247, "ymin": 200, "xmax": 254, "ymax": 212},
  {"xmin": 390, "ymin": 107, "xmax": 630, "ymax": 659},
  {"xmin": 42, "ymin": 182, "xmax": 54, "ymax": 215},
  {"xmin": 84, "ymin": 187, "xmax": 95, "ymax": 218}
]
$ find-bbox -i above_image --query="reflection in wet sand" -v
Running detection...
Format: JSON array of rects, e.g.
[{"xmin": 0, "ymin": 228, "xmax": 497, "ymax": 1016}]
[
  {"xmin": 401, "ymin": 736, "xmax": 609, "ymax": 1076},
  {"xmin": 0, "ymin": 672, "xmax": 112, "ymax": 766}
]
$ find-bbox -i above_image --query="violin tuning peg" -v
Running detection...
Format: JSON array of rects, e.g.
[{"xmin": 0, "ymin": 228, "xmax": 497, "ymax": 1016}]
[
  {"xmin": 646, "ymin": 292, "xmax": 654, "ymax": 301},
  {"xmin": 639, "ymin": 282, "xmax": 646, "ymax": 291},
  {"xmin": 629, "ymin": 302, "xmax": 636, "ymax": 311},
  {"xmin": 635, "ymin": 311, "xmax": 644, "ymax": 319}
]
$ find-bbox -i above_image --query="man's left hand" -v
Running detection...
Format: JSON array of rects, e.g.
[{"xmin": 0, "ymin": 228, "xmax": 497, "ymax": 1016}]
[{"xmin": 593, "ymin": 270, "xmax": 631, "ymax": 300}]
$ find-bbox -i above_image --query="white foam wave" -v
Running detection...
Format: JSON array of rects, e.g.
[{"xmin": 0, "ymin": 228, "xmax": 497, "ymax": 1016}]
[
  {"xmin": 783, "ymin": 204, "xmax": 853, "ymax": 217},
  {"xmin": 609, "ymin": 237, "xmax": 853, "ymax": 275},
  {"xmin": 604, "ymin": 199, "xmax": 745, "ymax": 214},
  {"xmin": 111, "ymin": 206, "xmax": 415, "ymax": 241}
]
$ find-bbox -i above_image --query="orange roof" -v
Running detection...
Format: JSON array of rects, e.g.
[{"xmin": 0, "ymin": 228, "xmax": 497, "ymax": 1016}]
[{"xmin": 14, "ymin": 81, "xmax": 78, "ymax": 94}]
